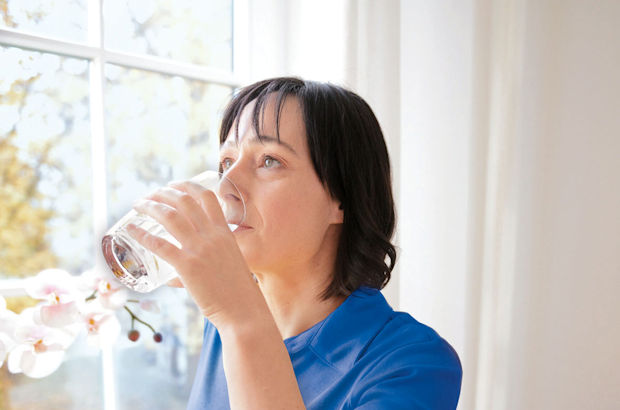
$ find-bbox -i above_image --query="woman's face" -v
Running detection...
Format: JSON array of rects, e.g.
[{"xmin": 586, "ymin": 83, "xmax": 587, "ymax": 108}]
[{"xmin": 219, "ymin": 96, "xmax": 343, "ymax": 277}]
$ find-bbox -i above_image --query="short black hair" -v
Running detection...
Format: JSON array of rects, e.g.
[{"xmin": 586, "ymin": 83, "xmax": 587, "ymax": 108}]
[{"xmin": 219, "ymin": 77, "xmax": 396, "ymax": 300}]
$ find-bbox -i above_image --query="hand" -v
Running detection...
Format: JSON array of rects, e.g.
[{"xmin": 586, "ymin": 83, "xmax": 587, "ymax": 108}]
[{"xmin": 126, "ymin": 181, "xmax": 264, "ymax": 329}]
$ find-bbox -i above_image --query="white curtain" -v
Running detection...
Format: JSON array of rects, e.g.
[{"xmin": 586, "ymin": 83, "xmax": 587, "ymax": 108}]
[
  {"xmin": 401, "ymin": 0, "xmax": 620, "ymax": 409},
  {"xmin": 245, "ymin": 0, "xmax": 620, "ymax": 408}
]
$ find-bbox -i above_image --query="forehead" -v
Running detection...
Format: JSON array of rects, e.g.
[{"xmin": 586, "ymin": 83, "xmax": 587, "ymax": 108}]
[{"xmin": 222, "ymin": 94, "xmax": 307, "ymax": 152}]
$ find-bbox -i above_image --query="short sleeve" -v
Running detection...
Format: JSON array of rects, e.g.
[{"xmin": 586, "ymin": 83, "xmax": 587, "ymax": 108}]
[{"xmin": 348, "ymin": 341, "xmax": 462, "ymax": 410}]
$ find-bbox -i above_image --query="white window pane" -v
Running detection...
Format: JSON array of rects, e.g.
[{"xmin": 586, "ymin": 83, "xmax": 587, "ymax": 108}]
[
  {"xmin": 104, "ymin": 64, "xmax": 232, "ymax": 225},
  {"xmin": 113, "ymin": 287, "xmax": 205, "ymax": 408},
  {"xmin": 0, "ymin": 46, "xmax": 93, "ymax": 276},
  {"xmin": 103, "ymin": 0, "xmax": 233, "ymax": 70},
  {"xmin": 103, "ymin": 65, "xmax": 232, "ymax": 407},
  {"xmin": 0, "ymin": 46, "xmax": 100, "ymax": 409},
  {"xmin": 0, "ymin": 0, "xmax": 88, "ymax": 43},
  {"xmin": 4, "ymin": 334, "xmax": 103, "ymax": 410}
]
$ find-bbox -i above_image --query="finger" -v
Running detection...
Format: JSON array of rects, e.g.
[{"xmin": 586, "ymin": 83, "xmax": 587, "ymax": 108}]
[
  {"xmin": 146, "ymin": 186, "xmax": 210, "ymax": 235},
  {"xmin": 132, "ymin": 198, "xmax": 202, "ymax": 249},
  {"xmin": 168, "ymin": 181, "xmax": 229, "ymax": 229},
  {"xmin": 166, "ymin": 277, "xmax": 185, "ymax": 288},
  {"xmin": 126, "ymin": 223, "xmax": 182, "ymax": 265}
]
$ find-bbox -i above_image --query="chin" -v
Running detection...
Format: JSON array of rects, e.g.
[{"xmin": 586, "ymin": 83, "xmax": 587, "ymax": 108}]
[{"xmin": 236, "ymin": 243, "xmax": 261, "ymax": 268}]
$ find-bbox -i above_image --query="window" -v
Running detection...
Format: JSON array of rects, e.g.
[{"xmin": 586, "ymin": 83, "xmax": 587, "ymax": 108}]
[{"xmin": 0, "ymin": 1, "xmax": 247, "ymax": 408}]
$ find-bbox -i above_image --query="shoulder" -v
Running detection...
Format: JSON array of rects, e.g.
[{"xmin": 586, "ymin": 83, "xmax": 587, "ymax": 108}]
[
  {"xmin": 345, "ymin": 287, "xmax": 461, "ymax": 371},
  {"xmin": 366, "ymin": 311, "xmax": 461, "ymax": 370},
  {"xmin": 349, "ymin": 296, "xmax": 462, "ymax": 409}
]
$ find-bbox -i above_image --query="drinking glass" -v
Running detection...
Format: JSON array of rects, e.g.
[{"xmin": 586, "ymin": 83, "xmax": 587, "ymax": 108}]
[{"xmin": 101, "ymin": 170, "xmax": 245, "ymax": 292}]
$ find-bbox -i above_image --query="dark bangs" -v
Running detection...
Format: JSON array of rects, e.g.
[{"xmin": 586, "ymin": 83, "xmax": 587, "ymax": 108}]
[{"xmin": 219, "ymin": 78, "xmax": 305, "ymax": 149}]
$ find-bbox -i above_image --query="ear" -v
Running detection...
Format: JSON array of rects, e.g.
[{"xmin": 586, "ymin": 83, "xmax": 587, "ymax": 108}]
[{"xmin": 329, "ymin": 200, "xmax": 344, "ymax": 224}]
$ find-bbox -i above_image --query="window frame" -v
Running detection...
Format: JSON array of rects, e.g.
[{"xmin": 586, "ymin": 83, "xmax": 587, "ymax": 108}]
[{"xmin": 0, "ymin": 0, "xmax": 247, "ymax": 408}]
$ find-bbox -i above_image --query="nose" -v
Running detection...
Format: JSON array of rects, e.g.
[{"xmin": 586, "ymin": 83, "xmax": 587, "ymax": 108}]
[
  {"xmin": 218, "ymin": 165, "xmax": 248, "ymax": 224},
  {"xmin": 220, "ymin": 162, "xmax": 245, "ymax": 197}
]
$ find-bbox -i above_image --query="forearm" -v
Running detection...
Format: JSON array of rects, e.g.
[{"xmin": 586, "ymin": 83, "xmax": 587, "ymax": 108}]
[{"xmin": 218, "ymin": 301, "xmax": 306, "ymax": 410}]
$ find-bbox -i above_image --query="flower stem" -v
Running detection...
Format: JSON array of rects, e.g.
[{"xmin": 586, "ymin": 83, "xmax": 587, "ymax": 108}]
[
  {"xmin": 123, "ymin": 305, "xmax": 156, "ymax": 334},
  {"xmin": 85, "ymin": 290, "xmax": 97, "ymax": 302}
]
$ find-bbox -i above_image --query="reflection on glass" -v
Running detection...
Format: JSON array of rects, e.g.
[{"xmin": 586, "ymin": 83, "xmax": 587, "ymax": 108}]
[
  {"xmin": 0, "ymin": 0, "xmax": 87, "ymax": 43},
  {"xmin": 0, "ymin": 46, "xmax": 93, "ymax": 276},
  {"xmin": 104, "ymin": 64, "xmax": 232, "ymax": 408},
  {"xmin": 0, "ymin": 46, "xmax": 99, "ymax": 409},
  {"xmin": 103, "ymin": 0, "xmax": 233, "ymax": 70}
]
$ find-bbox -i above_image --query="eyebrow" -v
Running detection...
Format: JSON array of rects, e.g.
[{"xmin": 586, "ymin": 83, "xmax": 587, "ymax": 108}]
[{"xmin": 220, "ymin": 135, "xmax": 298, "ymax": 156}]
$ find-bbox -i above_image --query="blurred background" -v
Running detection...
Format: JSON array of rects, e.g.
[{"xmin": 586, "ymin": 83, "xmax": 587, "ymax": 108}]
[{"xmin": 0, "ymin": 0, "xmax": 618, "ymax": 409}]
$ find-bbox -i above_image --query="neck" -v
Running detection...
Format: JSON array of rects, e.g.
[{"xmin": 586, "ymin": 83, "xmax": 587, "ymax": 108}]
[
  {"xmin": 256, "ymin": 275, "xmax": 345, "ymax": 340},
  {"xmin": 253, "ymin": 226, "xmax": 345, "ymax": 339}
]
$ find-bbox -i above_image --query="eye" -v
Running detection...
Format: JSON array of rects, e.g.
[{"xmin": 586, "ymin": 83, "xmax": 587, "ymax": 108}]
[
  {"xmin": 220, "ymin": 157, "xmax": 234, "ymax": 170},
  {"xmin": 262, "ymin": 155, "xmax": 282, "ymax": 169}
]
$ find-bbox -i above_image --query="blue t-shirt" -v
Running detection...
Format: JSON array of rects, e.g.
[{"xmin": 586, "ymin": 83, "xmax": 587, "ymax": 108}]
[{"xmin": 187, "ymin": 287, "xmax": 462, "ymax": 409}]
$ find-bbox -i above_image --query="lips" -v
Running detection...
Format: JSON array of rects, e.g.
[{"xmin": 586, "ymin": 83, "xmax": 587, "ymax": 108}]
[{"xmin": 233, "ymin": 224, "xmax": 253, "ymax": 233}]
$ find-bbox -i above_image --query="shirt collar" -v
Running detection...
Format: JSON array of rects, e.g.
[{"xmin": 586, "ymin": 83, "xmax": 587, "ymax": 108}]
[{"xmin": 285, "ymin": 287, "xmax": 394, "ymax": 372}]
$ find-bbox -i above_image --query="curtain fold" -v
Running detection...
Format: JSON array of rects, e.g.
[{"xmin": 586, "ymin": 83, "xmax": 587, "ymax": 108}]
[{"xmin": 467, "ymin": 0, "xmax": 527, "ymax": 408}]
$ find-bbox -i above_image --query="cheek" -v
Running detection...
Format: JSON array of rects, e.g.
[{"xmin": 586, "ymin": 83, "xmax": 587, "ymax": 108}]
[
  {"xmin": 262, "ymin": 192, "xmax": 308, "ymax": 237},
  {"xmin": 236, "ymin": 169, "xmax": 337, "ymax": 272},
  {"xmin": 258, "ymin": 185, "xmax": 331, "ymax": 251},
  {"xmin": 268, "ymin": 187, "xmax": 331, "ymax": 242},
  {"xmin": 238, "ymin": 198, "xmax": 308, "ymax": 272}
]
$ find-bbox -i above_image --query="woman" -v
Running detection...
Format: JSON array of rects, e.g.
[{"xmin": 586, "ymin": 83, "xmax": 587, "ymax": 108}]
[{"xmin": 128, "ymin": 77, "xmax": 462, "ymax": 409}]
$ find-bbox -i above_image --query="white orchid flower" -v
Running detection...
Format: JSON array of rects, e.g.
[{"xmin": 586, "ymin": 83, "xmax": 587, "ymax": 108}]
[
  {"xmin": 0, "ymin": 296, "xmax": 18, "ymax": 366},
  {"xmin": 7, "ymin": 308, "xmax": 77, "ymax": 378},
  {"xmin": 0, "ymin": 267, "xmax": 161, "ymax": 378},
  {"xmin": 79, "ymin": 300, "xmax": 121, "ymax": 348},
  {"xmin": 96, "ymin": 280, "xmax": 128, "ymax": 311},
  {"xmin": 24, "ymin": 269, "xmax": 82, "ymax": 328},
  {"xmin": 77, "ymin": 268, "xmax": 128, "ymax": 310}
]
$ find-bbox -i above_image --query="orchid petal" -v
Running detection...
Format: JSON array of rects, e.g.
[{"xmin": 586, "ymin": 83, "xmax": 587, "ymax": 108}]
[
  {"xmin": 0, "ymin": 309, "xmax": 18, "ymax": 338},
  {"xmin": 40, "ymin": 302, "xmax": 80, "ymax": 328},
  {"xmin": 7, "ymin": 329, "xmax": 70, "ymax": 378},
  {"xmin": 99, "ymin": 287, "xmax": 128, "ymax": 310},
  {"xmin": 0, "ymin": 333, "xmax": 16, "ymax": 359},
  {"xmin": 139, "ymin": 300, "xmax": 160, "ymax": 313},
  {"xmin": 25, "ymin": 269, "xmax": 75, "ymax": 300},
  {"xmin": 76, "ymin": 268, "xmax": 101, "ymax": 294},
  {"xmin": 13, "ymin": 324, "xmax": 46, "ymax": 344},
  {"xmin": 86, "ymin": 314, "xmax": 121, "ymax": 348},
  {"xmin": 20, "ymin": 348, "xmax": 65, "ymax": 378},
  {"xmin": 44, "ymin": 327, "xmax": 79, "ymax": 350},
  {"xmin": 7, "ymin": 344, "xmax": 29, "ymax": 374},
  {"xmin": 0, "ymin": 339, "xmax": 8, "ymax": 367}
]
